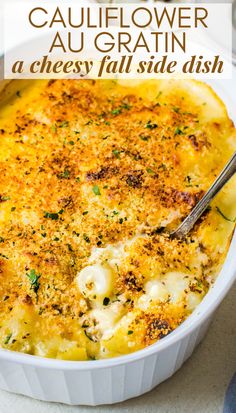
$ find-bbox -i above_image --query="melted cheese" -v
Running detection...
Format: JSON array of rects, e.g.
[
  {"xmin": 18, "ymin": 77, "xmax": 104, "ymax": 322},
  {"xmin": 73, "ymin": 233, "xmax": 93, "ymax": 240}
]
[{"xmin": 76, "ymin": 264, "xmax": 114, "ymax": 301}]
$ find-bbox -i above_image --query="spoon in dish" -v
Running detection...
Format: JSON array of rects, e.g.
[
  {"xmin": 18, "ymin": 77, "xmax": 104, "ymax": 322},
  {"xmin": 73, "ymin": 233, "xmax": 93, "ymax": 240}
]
[{"xmin": 171, "ymin": 151, "xmax": 236, "ymax": 239}]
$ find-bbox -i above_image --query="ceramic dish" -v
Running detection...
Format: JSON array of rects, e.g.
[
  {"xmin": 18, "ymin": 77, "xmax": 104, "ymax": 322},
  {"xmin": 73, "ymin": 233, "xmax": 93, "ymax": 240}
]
[{"xmin": 0, "ymin": 69, "xmax": 235, "ymax": 405}]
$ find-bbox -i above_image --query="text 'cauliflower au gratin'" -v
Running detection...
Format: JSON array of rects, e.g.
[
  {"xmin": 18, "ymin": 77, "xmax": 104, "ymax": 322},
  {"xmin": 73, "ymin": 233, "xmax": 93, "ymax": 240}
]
[{"xmin": 0, "ymin": 79, "xmax": 235, "ymax": 360}]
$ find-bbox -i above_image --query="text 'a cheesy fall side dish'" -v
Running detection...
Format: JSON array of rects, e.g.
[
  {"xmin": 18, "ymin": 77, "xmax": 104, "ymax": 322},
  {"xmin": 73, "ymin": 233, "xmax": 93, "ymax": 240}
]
[{"xmin": 0, "ymin": 79, "xmax": 235, "ymax": 361}]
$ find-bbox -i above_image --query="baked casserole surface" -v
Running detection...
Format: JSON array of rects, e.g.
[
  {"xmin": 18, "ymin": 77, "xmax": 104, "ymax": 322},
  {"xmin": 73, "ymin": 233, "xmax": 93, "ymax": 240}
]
[{"xmin": 0, "ymin": 79, "xmax": 235, "ymax": 360}]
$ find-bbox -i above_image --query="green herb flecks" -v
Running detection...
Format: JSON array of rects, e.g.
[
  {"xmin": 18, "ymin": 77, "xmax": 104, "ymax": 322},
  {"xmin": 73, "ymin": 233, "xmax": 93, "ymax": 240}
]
[
  {"xmin": 4, "ymin": 333, "xmax": 12, "ymax": 345},
  {"xmin": 51, "ymin": 124, "xmax": 57, "ymax": 133},
  {"xmin": 44, "ymin": 209, "xmax": 64, "ymax": 221},
  {"xmin": 172, "ymin": 107, "xmax": 180, "ymax": 113},
  {"xmin": 58, "ymin": 169, "xmax": 70, "ymax": 179},
  {"xmin": 175, "ymin": 127, "xmax": 184, "ymax": 135},
  {"xmin": 0, "ymin": 253, "xmax": 8, "ymax": 259},
  {"xmin": 111, "ymin": 108, "xmax": 122, "ymax": 116},
  {"xmin": 216, "ymin": 206, "xmax": 236, "ymax": 223},
  {"xmin": 146, "ymin": 167, "xmax": 156, "ymax": 175},
  {"xmin": 140, "ymin": 135, "xmax": 151, "ymax": 141},
  {"xmin": 92, "ymin": 185, "xmax": 101, "ymax": 196},
  {"xmin": 158, "ymin": 163, "xmax": 167, "ymax": 171},
  {"xmin": 0, "ymin": 196, "xmax": 11, "ymax": 201},
  {"xmin": 121, "ymin": 103, "xmax": 131, "ymax": 110},
  {"xmin": 145, "ymin": 120, "xmax": 158, "ymax": 130},
  {"xmin": 83, "ymin": 234, "xmax": 90, "ymax": 243},
  {"xmin": 59, "ymin": 120, "xmax": 69, "ymax": 128},
  {"xmin": 84, "ymin": 120, "xmax": 93, "ymax": 126},
  {"xmin": 111, "ymin": 102, "xmax": 131, "ymax": 116},
  {"xmin": 111, "ymin": 210, "xmax": 119, "ymax": 217},
  {"xmin": 26, "ymin": 269, "xmax": 41, "ymax": 295},
  {"xmin": 112, "ymin": 149, "xmax": 121, "ymax": 159}
]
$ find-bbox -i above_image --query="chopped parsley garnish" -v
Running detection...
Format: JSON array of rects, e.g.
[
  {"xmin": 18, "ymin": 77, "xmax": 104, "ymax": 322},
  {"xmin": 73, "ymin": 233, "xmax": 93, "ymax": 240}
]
[
  {"xmin": 76, "ymin": 177, "xmax": 80, "ymax": 182},
  {"xmin": 4, "ymin": 333, "xmax": 12, "ymax": 345},
  {"xmin": 83, "ymin": 234, "xmax": 90, "ymax": 243},
  {"xmin": 111, "ymin": 108, "xmax": 122, "ymax": 116},
  {"xmin": 84, "ymin": 120, "xmax": 93, "ymax": 126},
  {"xmin": 58, "ymin": 169, "xmax": 70, "ymax": 179},
  {"xmin": 158, "ymin": 163, "xmax": 167, "ymax": 170},
  {"xmin": 121, "ymin": 103, "xmax": 131, "ymax": 110},
  {"xmin": 146, "ymin": 167, "xmax": 155, "ymax": 175},
  {"xmin": 1, "ymin": 196, "xmax": 11, "ymax": 201},
  {"xmin": 92, "ymin": 185, "xmax": 101, "ymax": 196},
  {"xmin": 173, "ymin": 107, "xmax": 180, "ymax": 113},
  {"xmin": 0, "ymin": 237, "xmax": 4, "ymax": 243},
  {"xmin": 216, "ymin": 206, "xmax": 236, "ymax": 222},
  {"xmin": 82, "ymin": 211, "xmax": 89, "ymax": 216},
  {"xmin": 67, "ymin": 244, "xmax": 73, "ymax": 252},
  {"xmin": 103, "ymin": 297, "xmax": 110, "ymax": 306},
  {"xmin": 175, "ymin": 127, "xmax": 184, "ymax": 135},
  {"xmin": 59, "ymin": 120, "xmax": 69, "ymax": 128},
  {"xmin": 185, "ymin": 175, "xmax": 193, "ymax": 187},
  {"xmin": 112, "ymin": 149, "xmax": 121, "ymax": 159},
  {"xmin": 44, "ymin": 212, "xmax": 59, "ymax": 220},
  {"xmin": 140, "ymin": 135, "xmax": 150, "ymax": 141},
  {"xmin": 127, "ymin": 330, "xmax": 133, "ymax": 335},
  {"xmin": 44, "ymin": 209, "xmax": 64, "ymax": 220},
  {"xmin": 0, "ymin": 253, "xmax": 8, "ymax": 259},
  {"xmin": 111, "ymin": 103, "xmax": 131, "ymax": 116},
  {"xmin": 119, "ymin": 216, "xmax": 128, "ymax": 224},
  {"xmin": 26, "ymin": 269, "xmax": 41, "ymax": 295},
  {"xmin": 51, "ymin": 124, "xmax": 57, "ymax": 133},
  {"xmin": 145, "ymin": 121, "xmax": 158, "ymax": 130}
]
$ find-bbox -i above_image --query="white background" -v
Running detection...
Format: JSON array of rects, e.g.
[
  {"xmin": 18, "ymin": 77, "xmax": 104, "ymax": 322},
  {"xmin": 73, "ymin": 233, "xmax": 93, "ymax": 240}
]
[{"xmin": 3, "ymin": 2, "xmax": 233, "ymax": 79}]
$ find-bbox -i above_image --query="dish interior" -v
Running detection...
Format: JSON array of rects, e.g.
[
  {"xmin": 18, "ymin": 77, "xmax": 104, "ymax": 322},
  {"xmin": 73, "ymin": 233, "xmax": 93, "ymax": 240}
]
[{"xmin": 0, "ymin": 79, "xmax": 235, "ymax": 361}]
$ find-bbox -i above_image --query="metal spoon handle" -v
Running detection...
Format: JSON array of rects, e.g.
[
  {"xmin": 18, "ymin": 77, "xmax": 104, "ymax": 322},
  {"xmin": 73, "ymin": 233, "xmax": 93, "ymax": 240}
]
[{"xmin": 172, "ymin": 151, "xmax": 236, "ymax": 239}]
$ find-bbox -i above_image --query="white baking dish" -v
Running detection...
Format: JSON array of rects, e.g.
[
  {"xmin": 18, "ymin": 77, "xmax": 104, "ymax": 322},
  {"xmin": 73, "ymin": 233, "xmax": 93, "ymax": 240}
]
[{"xmin": 0, "ymin": 73, "xmax": 235, "ymax": 406}]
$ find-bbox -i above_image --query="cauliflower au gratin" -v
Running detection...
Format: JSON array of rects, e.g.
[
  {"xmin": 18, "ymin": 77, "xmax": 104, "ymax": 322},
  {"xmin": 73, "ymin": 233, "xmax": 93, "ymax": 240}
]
[{"xmin": 0, "ymin": 79, "xmax": 235, "ymax": 360}]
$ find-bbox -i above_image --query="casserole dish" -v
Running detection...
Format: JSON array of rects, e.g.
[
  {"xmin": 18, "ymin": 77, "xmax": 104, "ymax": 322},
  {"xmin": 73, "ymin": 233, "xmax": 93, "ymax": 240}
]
[{"xmin": 0, "ymin": 69, "xmax": 235, "ymax": 405}]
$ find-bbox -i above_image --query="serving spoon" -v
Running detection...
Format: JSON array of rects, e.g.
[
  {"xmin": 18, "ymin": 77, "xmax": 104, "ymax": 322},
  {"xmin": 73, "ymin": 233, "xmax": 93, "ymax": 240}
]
[{"xmin": 170, "ymin": 151, "xmax": 236, "ymax": 239}]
